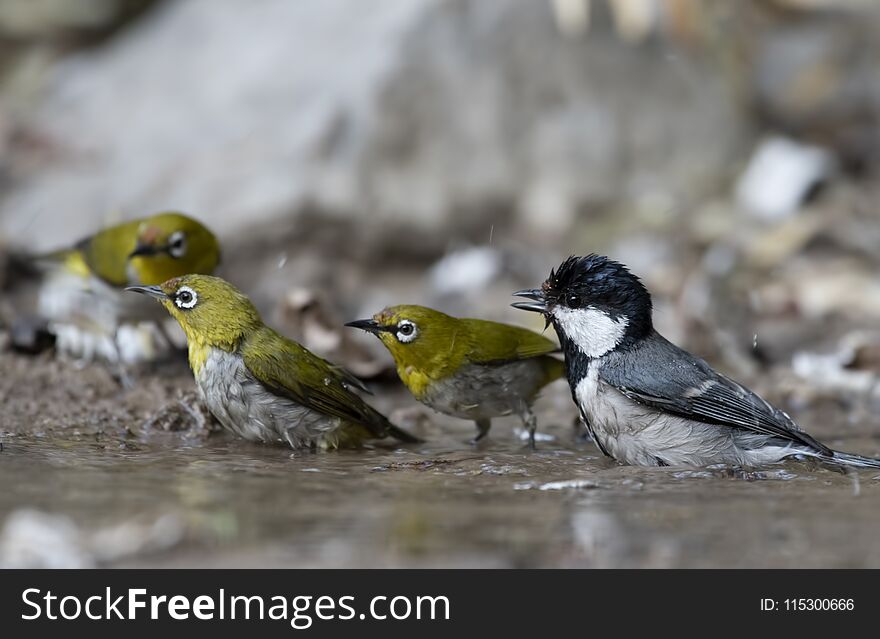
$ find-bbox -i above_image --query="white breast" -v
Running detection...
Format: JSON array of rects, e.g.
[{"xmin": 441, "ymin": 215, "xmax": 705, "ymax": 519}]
[{"xmin": 573, "ymin": 361, "xmax": 772, "ymax": 467}]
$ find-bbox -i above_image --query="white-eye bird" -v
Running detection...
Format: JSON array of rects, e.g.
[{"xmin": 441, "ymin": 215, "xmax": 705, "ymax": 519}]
[
  {"xmin": 37, "ymin": 212, "xmax": 220, "ymax": 362},
  {"xmin": 127, "ymin": 275, "xmax": 420, "ymax": 450},
  {"xmin": 346, "ymin": 305, "xmax": 564, "ymax": 447}
]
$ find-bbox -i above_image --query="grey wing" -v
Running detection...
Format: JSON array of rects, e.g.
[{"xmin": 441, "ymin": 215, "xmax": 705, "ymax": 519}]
[{"xmin": 600, "ymin": 333, "xmax": 831, "ymax": 456}]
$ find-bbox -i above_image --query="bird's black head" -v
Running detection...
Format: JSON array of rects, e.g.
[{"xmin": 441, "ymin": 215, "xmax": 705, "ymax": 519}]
[
  {"xmin": 513, "ymin": 255, "xmax": 653, "ymax": 358},
  {"xmin": 543, "ymin": 255, "xmax": 652, "ymax": 321}
]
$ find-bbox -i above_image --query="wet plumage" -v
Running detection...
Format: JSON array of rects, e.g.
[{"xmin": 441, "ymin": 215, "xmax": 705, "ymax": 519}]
[
  {"xmin": 128, "ymin": 275, "xmax": 418, "ymax": 449},
  {"xmin": 347, "ymin": 305, "xmax": 564, "ymax": 445},
  {"xmin": 514, "ymin": 254, "xmax": 880, "ymax": 468}
]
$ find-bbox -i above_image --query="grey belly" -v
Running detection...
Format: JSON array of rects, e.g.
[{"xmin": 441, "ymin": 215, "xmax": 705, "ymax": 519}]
[
  {"xmin": 422, "ymin": 360, "xmax": 546, "ymax": 421},
  {"xmin": 38, "ymin": 270, "xmax": 174, "ymax": 362},
  {"xmin": 575, "ymin": 367, "xmax": 796, "ymax": 467},
  {"xmin": 196, "ymin": 348, "xmax": 344, "ymax": 449}
]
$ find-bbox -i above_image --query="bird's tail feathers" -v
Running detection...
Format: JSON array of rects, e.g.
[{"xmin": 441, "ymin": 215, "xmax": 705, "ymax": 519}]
[
  {"xmin": 385, "ymin": 422, "xmax": 423, "ymax": 444},
  {"xmin": 821, "ymin": 450, "xmax": 880, "ymax": 469},
  {"xmin": 31, "ymin": 248, "xmax": 91, "ymax": 277},
  {"xmin": 361, "ymin": 404, "xmax": 422, "ymax": 444}
]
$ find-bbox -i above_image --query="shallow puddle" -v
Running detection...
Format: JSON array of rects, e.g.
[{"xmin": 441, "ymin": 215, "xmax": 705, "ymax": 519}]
[{"xmin": 2, "ymin": 353, "xmax": 879, "ymax": 568}]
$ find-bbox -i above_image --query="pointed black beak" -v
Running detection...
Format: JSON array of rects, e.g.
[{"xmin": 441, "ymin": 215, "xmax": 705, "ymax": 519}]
[
  {"xmin": 511, "ymin": 289, "xmax": 547, "ymax": 313},
  {"xmin": 125, "ymin": 285, "xmax": 168, "ymax": 300},
  {"xmin": 345, "ymin": 318, "xmax": 385, "ymax": 334},
  {"xmin": 128, "ymin": 242, "xmax": 162, "ymax": 259}
]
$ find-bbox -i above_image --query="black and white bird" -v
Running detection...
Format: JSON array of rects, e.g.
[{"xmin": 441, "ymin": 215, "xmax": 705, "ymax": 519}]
[{"xmin": 513, "ymin": 255, "xmax": 880, "ymax": 468}]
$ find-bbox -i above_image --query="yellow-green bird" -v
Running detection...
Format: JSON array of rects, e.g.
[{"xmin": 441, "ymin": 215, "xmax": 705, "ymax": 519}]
[
  {"xmin": 37, "ymin": 212, "xmax": 220, "ymax": 361},
  {"xmin": 127, "ymin": 275, "xmax": 420, "ymax": 450},
  {"xmin": 346, "ymin": 305, "xmax": 564, "ymax": 447}
]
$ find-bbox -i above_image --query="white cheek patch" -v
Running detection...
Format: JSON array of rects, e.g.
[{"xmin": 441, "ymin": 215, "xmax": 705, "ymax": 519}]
[
  {"xmin": 553, "ymin": 306, "xmax": 628, "ymax": 358},
  {"xmin": 174, "ymin": 286, "xmax": 198, "ymax": 309}
]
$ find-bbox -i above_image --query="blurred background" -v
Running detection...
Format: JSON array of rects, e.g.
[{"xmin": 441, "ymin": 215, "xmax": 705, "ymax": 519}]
[{"xmin": 1, "ymin": 0, "xmax": 880, "ymax": 568}]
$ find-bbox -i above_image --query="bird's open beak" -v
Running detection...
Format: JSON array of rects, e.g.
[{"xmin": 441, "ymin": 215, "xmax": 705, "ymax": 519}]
[
  {"xmin": 511, "ymin": 289, "xmax": 547, "ymax": 313},
  {"xmin": 345, "ymin": 318, "xmax": 387, "ymax": 334},
  {"xmin": 128, "ymin": 242, "xmax": 162, "ymax": 259},
  {"xmin": 125, "ymin": 285, "xmax": 168, "ymax": 300}
]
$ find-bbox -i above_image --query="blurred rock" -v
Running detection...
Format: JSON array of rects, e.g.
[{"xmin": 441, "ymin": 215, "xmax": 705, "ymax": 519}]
[
  {"xmin": 0, "ymin": 507, "xmax": 186, "ymax": 568},
  {"xmin": 743, "ymin": 212, "xmax": 825, "ymax": 267},
  {"xmin": 0, "ymin": 0, "xmax": 155, "ymax": 40},
  {"xmin": 277, "ymin": 288, "xmax": 344, "ymax": 354},
  {"xmin": 274, "ymin": 287, "xmax": 389, "ymax": 379},
  {"xmin": 90, "ymin": 513, "xmax": 185, "ymax": 562},
  {"xmin": 369, "ymin": 0, "xmax": 744, "ymax": 234},
  {"xmin": 388, "ymin": 406, "xmax": 433, "ymax": 440},
  {"xmin": 791, "ymin": 263, "xmax": 880, "ymax": 319},
  {"xmin": 0, "ymin": 509, "xmax": 92, "ymax": 568},
  {"xmin": 751, "ymin": 5, "xmax": 880, "ymax": 168},
  {"xmin": 568, "ymin": 506, "xmax": 678, "ymax": 568},
  {"xmin": 735, "ymin": 136, "xmax": 834, "ymax": 221},
  {"xmin": 428, "ymin": 246, "xmax": 502, "ymax": 296},
  {"xmin": 792, "ymin": 331, "xmax": 880, "ymax": 399},
  {"xmin": 0, "ymin": 0, "xmax": 439, "ymax": 249},
  {"xmin": 9, "ymin": 314, "xmax": 55, "ymax": 354},
  {"xmin": 0, "ymin": 0, "xmax": 746, "ymax": 250},
  {"xmin": 550, "ymin": 0, "xmax": 591, "ymax": 37}
]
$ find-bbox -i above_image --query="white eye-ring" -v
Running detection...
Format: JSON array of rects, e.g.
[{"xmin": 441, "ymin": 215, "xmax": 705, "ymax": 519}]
[
  {"xmin": 168, "ymin": 231, "xmax": 187, "ymax": 258},
  {"xmin": 396, "ymin": 319, "xmax": 418, "ymax": 343},
  {"xmin": 174, "ymin": 286, "xmax": 198, "ymax": 309}
]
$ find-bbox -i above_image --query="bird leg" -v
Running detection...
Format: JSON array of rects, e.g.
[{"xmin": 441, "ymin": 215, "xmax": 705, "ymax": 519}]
[
  {"xmin": 471, "ymin": 418, "xmax": 491, "ymax": 444},
  {"xmin": 521, "ymin": 406, "xmax": 538, "ymax": 450}
]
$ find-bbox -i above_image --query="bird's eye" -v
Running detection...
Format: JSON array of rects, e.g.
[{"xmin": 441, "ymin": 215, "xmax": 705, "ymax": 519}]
[
  {"xmin": 396, "ymin": 320, "xmax": 418, "ymax": 343},
  {"xmin": 168, "ymin": 231, "xmax": 187, "ymax": 258},
  {"xmin": 566, "ymin": 294, "xmax": 582, "ymax": 309},
  {"xmin": 174, "ymin": 286, "xmax": 198, "ymax": 309}
]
